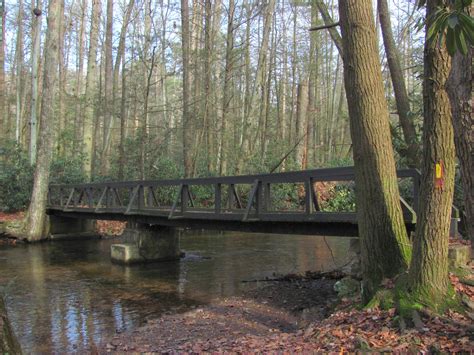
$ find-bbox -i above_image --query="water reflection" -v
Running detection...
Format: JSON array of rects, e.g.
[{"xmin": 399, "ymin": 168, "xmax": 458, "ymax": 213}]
[{"xmin": 0, "ymin": 231, "xmax": 352, "ymax": 353}]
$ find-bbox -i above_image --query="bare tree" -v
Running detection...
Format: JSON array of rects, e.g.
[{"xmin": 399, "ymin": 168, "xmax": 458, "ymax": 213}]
[
  {"xmin": 83, "ymin": 0, "xmax": 101, "ymax": 179},
  {"xmin": 25, "ymin": 0, "xmax": 61, "ymax": 241}
]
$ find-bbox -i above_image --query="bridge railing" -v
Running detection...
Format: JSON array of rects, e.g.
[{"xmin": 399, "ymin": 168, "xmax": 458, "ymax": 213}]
[{"xmin": 47, "ymin": 167, "xmax": 421, "ymax": 224}]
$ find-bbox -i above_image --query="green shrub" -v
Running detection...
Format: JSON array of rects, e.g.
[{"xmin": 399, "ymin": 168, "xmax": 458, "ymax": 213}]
[
  {"xmin": 0, "ymin": 143, "xmax": 34, "ymax": 212},
  {"xmin": 322, "ymin": 183, "xmax": 356, "ymax": 212},
  {"xmin": 50, "ymin": 153, "xmax": 87, "ymax": 184}
]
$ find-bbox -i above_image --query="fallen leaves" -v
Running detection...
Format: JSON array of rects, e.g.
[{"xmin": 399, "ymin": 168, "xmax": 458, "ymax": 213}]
[
  {"xmin": 0, "ymin": 211, "xmax": 24, "ymax": 223},
  {"xmin": 96, "ymin": 220, "xmax": 126, "ymax": 236},
  {"xmin": 101, "ymin": 267, "xmax": 474, "ymax": 354}
]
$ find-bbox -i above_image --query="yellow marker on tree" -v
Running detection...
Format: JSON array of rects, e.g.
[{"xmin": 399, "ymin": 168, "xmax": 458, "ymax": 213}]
[{"xmin": 435, "ymin": 161, "xmax": 444, "ymax": 189}]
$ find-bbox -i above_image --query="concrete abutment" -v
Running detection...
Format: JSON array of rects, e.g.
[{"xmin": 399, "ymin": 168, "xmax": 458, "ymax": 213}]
[
  {"xmin": 48, "ymin": 215, "xmax": 99, "ymax": 240},
  {"xmin": 111, "ymin": 223, "xmax": 181, "ymax": 265}
]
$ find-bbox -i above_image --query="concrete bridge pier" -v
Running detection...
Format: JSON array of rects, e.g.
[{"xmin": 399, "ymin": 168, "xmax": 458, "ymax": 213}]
[
  {"xmin": 111, "ymin": 223, "xmax": 181, "ymax": 265},
  {"xmin": 49, "ymin": 215, "xmax": 98, "ymax": 240}
]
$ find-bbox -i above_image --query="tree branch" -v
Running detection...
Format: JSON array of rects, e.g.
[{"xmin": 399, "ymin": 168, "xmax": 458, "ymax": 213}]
[{"xmin": 309, "ymin": 21, "xmax": 339, "ymax": 32}]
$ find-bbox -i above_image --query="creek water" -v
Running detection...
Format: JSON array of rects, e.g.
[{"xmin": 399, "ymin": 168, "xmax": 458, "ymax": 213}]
[{"xmin": 0, "ymin": 231, "xmax": 352, "ymax": 354}]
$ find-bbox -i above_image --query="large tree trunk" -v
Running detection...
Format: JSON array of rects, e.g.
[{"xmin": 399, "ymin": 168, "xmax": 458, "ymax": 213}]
[
  {"xmin": 82, "ymin": 0, "xmax": 101, "ymax": 180},
  {"xmin": 378, "ymin": 0, "xmax": 420, "ymax": 168},
  {"xmin": 408, "ymin": 0, "xmax": 455, "ymax": 308},
  {"xmin": 447, "ymin": 7, "xmax": 473, "ymax": 253},
  {"xmin": 338, "ymin": 0, "xmax": 411, "ymax": 302},
  {"xmin": 181, "ymin": 0, "xmax": 193, "ymax": 177},
  {"xmin": 25, "ymin": 0, "xmax": 61, "ymax": 242},
  {"xmin": 29, "ymin": 3, "xmax": 42, "ymax": 165}
]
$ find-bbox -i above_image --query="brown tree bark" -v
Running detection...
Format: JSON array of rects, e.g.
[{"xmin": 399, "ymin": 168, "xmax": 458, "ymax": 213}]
[
  {"xmin": 73, "ymin": 0, "xmax": 87, "ymax": 151},
  {"xmin": 100, "ymin": 0, "xmax": 113, "ymax": 175},
  {"xmin": 29, "ymin": 3, "xmax": 42, "ymax": 165},
  {"xmin": 304, "ymin": 3, "xmax": 319, "ymax": 169},
  {"xmin": 447, "ymin": 7, "xmax": 473, "ymax": 253},
  {"xmin": 0, "ymin": 0, "xmax": 5, "ymax": 140},
  {"xmin": 82, "ymin": 0, "xmax": 101, "ymax": 180},
  {"xmin": 57, "ymin": 0, "xmax": 66, "ymax": 155},
  {"xmin": 338, "ymin": 0, "xmax": 411, "ymax": 302},
  {"xmin": 315, "ymin": 0, "xmax": 343, "ymax": 55},
  {"xmin": 378, "ymin": 0, "xmax": 420, "ymax": 168},
  {"xmin": 14, "ymin": 0, "xmax": 24, "ymax": 146},
  {"xmin": 25, "ymin": 0, "xmax": 61, "ymax": 241},
  {"xmin": 181, "ymin": 0, "xmax": 193, "ymax": 177},
  {"xmin": 295, "ymin": 82, "xmax": 308, "ymax": 169},
  {"xmin": 408, "ymin": 0, "xmax": 455, "ymax": 308},
  {"xmin": 219, "ymin": 0, "xmax": 235, "ymax": 176}
]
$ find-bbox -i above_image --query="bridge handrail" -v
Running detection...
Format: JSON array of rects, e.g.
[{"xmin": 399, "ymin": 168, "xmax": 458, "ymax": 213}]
[
  {"xmin": 46, "ymin": 166, "xmax": 422, "ymax": 225},
  {"xmin": 49, "ymin": 166, "xmax": 420, "ymax": 189}
]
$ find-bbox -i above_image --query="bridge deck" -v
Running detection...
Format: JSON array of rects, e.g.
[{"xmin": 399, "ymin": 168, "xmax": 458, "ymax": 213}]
[{"xmin": 47, "ymin": 166, "xmax": 421, "ymax": 237}]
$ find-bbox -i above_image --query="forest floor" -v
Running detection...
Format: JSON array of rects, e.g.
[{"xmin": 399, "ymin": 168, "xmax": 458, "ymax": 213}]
[{"xmin": 100, "ymin": 265, "xmax": 474, "ymax": 353}]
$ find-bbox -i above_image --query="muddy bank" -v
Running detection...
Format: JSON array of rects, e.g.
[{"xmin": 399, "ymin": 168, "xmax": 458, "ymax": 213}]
[{"xmin": 100, "ymin": 275, "xmax": 340, "ymax": 353}]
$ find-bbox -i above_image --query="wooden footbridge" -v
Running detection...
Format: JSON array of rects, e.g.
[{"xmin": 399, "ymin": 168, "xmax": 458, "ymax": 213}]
[{"xmin": 46, "ymin": 166, "xmax": 426, "ymax": 237}]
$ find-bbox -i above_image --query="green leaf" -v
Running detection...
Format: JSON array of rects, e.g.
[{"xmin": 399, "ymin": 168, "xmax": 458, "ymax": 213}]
[
  {"xmin": 446, "ymin": 27, "xmax": 457, "ymax": 55},
  {"xmin": 447, "ymin": 15, "xmax": 459, "ymax": 29},
  {"xmin": 427, "ymin": 11, "xmax": 449, "ymax": 44},
  {"xmin": 458, "ymin": 13, "xmax": 474, "ymax": 44},
  {"xmin": 455, "ymin": 28, "xmax": 468, "ymax": 55}
]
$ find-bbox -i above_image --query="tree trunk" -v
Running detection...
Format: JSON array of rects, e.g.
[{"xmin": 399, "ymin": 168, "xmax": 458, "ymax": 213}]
[
  {"xmin": 408, "ymin": 0, "xmax": 455, "ymax": 308},
  {"xmin": 219, "ymin": 0, "xmax": 235, "ymax": 176},
  {"xmin": 378, "ymin": 0, "xmax": 420, "ymax": 168},
  {"xmin": 181, "ymin": 0, "xmax": 192, "ymax": 177},
  {"xmin": 446, "ymin": 7, "xmax": 473, "ymax": 253},
  {"xmin": 203, "ymin": 0, "xmax": 212, "ymax": 174},
  {"xmin": 100, "ymin": 0, "xmax": 113, "ymax": 175},
  {"xmin": 295, "ymin": 82, "xmax": 308, "ymax": 169},
  {"xmin": 29, "ymin": 4, "xmax": 42, "ymax": 165},
  {"xmin": 82, "ymin": 0, "xmax": 101, "ymax": 180},
  {"xmin": 338, "ymin": 0, "xmax": 411, "ymax": 302},
  {"xmin": 0, "ymin": 0, "xmax": 5, "ymax": 140},
  {"xmin": 25, "ymin": 0, "xmax": 61, "ymax": 241},
  {"xmin": 57, "ymin": 0, "xmax": 65, "ymax": 155},
  {"xmin": 237, "ymin": 0, "xmax": 275, "ymax": 173},
  {"xmin": 118, "ymin": 55, "xmax": 127, "ymax": 181},
  {"xmin": 73, "ymin": 0, "xmax": 87, "ymax": 151},
  {"xmin": 315, "ymin": 0, "xmax": 343, "ymax": 55},
  {"xmin": 14, "ymin": 0, "xmax": 24, "ymax": 146}
]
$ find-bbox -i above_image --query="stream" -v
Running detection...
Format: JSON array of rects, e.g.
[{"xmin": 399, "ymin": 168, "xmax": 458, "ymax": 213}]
[{"xmin": 0, "ymin": 231, "xmax": 352, "ymax": 354}]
